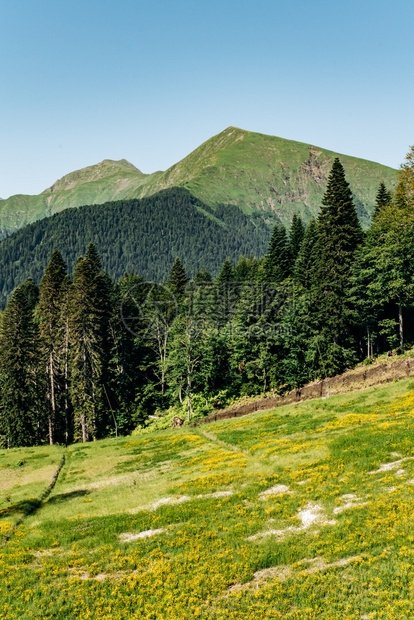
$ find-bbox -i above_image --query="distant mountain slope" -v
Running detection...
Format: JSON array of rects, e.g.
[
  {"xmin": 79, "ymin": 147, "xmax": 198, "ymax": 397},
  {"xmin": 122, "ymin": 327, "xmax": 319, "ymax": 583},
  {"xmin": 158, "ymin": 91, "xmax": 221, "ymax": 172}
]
[
  {"xmin": 135, "ymin": 127, "xmax": 398, "ymax": 228},
  {"xmin": 0, "ymin": 128, "xmax": 398, "ymax": 236},
  {"xmin": 0, "ymin": 188, "xmax": 270, "ymax": 308},
  {"xmin": 0, "ymin": 159, "xmax": 154, "ymax": 237}
]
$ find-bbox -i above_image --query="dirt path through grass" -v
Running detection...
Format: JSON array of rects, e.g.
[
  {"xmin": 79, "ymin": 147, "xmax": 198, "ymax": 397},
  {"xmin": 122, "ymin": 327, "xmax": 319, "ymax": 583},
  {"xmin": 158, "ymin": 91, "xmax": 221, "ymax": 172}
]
[{"xmin": 198, "ymin": 429, "xmax": 250, "ymax": 455}]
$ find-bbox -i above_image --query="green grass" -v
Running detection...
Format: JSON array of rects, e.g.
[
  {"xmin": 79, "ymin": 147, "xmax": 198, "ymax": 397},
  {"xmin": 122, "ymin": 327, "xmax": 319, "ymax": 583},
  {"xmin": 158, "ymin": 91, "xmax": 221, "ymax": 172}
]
[
  {"xmin": 1, "ymin": 378, "xmax": 414, "ymax": 619},
  {"xmin": 0, "ymin": 445, "xmax": 62, "ymax": 531}
]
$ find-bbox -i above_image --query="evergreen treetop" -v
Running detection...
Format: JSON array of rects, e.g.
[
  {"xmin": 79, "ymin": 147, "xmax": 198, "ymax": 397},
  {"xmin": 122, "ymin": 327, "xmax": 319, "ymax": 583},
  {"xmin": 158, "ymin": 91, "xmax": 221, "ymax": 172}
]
[
  {"xmin": 168, "ymin": 257, "xmax": 188, "ymax": 296},
  {"xmin": 289, "ymin": 213, "xmax": 305, "ymax": 262},
  {"xmin": 372, "ymin": 182, "xmax": 392, "ymax": 220},
  {"xmin": 85, "ymin": 242, "xmax": 102, "ymax": 273},
  {"xmin": 216, "ymin": 258, "xmax": 234, "ymax": 283},
  {"xmin": 318, "ymin": 158, "xmax": 362, "ymax": 255},
  {"xmin": 265, "ymin": 224, "xmax": 291, "ymax": 281},
  {"xmin": 192, "ymin": 267, "xmax": 212, "ymax": 283}
]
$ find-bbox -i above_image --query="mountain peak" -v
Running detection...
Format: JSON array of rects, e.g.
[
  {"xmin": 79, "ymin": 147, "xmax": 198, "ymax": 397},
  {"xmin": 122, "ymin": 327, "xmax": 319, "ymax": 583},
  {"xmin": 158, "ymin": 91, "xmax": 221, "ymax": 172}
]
[{"xmin": 42, "ymin": 159, "xmax": 143, "ymax": 195}]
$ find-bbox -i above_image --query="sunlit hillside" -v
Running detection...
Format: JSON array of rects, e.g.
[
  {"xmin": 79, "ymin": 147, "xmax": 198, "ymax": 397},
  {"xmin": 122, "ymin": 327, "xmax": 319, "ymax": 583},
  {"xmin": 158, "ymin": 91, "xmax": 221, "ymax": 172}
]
[
  {"xmin": 1, "ymin": 378, "xmax": 414, "ymax": 619},
  {"xmin": 0, "ymin": 127, "xmax": 397, "ymax": 236}
]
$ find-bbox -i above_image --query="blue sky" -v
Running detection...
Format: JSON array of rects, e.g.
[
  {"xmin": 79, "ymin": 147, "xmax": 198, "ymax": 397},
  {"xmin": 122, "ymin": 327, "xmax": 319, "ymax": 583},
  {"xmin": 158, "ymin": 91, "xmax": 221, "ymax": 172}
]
[{"xmin": 1, "ymin": 0, "xmax": 413, "ymax": 198}]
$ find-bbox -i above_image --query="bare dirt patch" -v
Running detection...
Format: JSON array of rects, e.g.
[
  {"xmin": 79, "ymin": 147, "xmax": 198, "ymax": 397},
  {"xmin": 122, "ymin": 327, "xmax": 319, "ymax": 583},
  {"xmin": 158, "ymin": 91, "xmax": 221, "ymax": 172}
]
[
  {"xmin": 333, "ymin": 494, "xmax": 367, "ymax": 514},
  {"xmin": 258, "ymin": 484, "xmax": 292, "ymax": 499},
  {"xmin": 248, "ymin": 502, "xmax": 336, "ymax": 541},
  {"xmin": 130, "ymin": 490, "xmax": 234, "ymax": 514},
  {"xmin": 369, "ymin": 457, "xmax": 413, "ymax": 474},
  {"xmin": 226, "ymin": 555, "xmax": 360, "ymax": 594},
  {"xmin": 120, "ymin": 528, "xmax": 166, "ymax": 542}
]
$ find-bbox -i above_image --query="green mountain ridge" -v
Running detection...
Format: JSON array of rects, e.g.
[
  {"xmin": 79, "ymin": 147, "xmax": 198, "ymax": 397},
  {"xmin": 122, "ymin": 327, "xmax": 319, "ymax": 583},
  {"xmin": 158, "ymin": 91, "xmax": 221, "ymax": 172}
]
[
  {"xmin": 0, "ymin": 127, "xmax": 398, "ymax": 236},
  {"xmin": 41, "ymin": 158, "xmax": 144, "ymax": 194}
]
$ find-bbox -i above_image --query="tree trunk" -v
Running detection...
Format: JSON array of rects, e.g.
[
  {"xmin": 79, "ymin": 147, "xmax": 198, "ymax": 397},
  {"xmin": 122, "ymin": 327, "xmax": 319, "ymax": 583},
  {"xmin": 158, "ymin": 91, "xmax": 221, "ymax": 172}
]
[
  {"xmin": 187, "ymin": 374, "xmax": 193, "ymax": 422},
  {"xmin": 367, "ymin": 328, "xmax": 370, "ymax": 359},
  {"xmin": 82, "ymin": 343, "xmax": 88, "ymax": 443},
  {"xmin": 81, "ymin": 413, "xmax": 87, "ymax": 443},
  {"xmin": 398, "ymin": 303, "xmax": 404, "ymax": 353},
  {"xmin": 64, "ymin": 319, "xmax": 69, "ymax": 447},
  {"xmin": 48, "ymin": 351, "xmax": 55, "ymax": 445}
]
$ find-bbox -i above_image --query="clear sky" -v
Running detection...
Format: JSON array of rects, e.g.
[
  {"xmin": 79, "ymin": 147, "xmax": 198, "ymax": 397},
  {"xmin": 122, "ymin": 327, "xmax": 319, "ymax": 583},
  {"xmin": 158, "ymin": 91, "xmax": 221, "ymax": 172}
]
[{"xmin": 1, "ymin": 0, "xmax": 413, "ymax": 198}]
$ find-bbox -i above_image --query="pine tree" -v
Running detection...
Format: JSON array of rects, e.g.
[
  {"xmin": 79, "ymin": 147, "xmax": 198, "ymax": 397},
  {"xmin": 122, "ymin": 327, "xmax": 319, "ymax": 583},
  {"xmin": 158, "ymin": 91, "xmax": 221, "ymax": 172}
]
[
  {"xmin": 59, "ymin": 275, "xmax": 73, "ymax": 445},
  {"xmin": 265, "ymin": 225, "xmax": 291, "ymax": 281},
  {"xmin": 234, "ymin": 256, "xmax": 258, "ymax": 281},
  {"xmin": 168, "ymin": 257, "xmax": 188, "ymax": 297},
  {"xmin": 167, "ymin": 315, "xmax": 202, "ymax": 421},
  {"xmin": 85, "ymin": 242, "xmax": 102, "ymax": 272},
  {"xmin": 294, "ymin": 218, "xmax": 318, "ymax": 289},
  {"xmin": 37, "ymin": 250, "xmax": 67, "ymax": 444},
  {"xmin": 372, "ymin": 182, "xmax": 392, "ymax": 220},
  {"xmin": 315, "ymin": 158, "xmax": 363, "ymax": 343},
  {"xmin": 289, "ymin": 214, "xmax": 305, "ymax": 262},
  {"xmin": 69, "ymin": 250, "xmax": 111, "ymax": 442},
  {"xmin": 193, "ymin": 267, "xmax": 212, "ymax": 283},
  {"xmin": 216, "ymin": 258, "xmax": 234, "ymax": 283},
  {"xmin": 0, "ymin": 283, "xmax": 41, "ymax": 447}
]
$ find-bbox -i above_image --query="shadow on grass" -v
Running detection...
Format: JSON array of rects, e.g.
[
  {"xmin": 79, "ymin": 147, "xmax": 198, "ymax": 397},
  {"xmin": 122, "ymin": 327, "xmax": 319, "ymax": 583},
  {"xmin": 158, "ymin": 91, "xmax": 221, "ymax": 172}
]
[
  {"xmin": 46, "ymin": 489, "xmax": 91, "ymax": 505},
  {"xmin": 0, "ymin": 498, "xmax": 42, "ymax": 519}
]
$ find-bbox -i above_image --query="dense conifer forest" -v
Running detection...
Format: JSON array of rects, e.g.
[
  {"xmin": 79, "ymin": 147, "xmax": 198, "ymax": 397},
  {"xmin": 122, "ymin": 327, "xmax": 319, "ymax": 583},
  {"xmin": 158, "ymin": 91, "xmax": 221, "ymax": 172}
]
[
  {"xmin": 1, "ymin": 150, "xmax": 414, "ymax": 448},
  {"xmin": 0, "ymin": 188, "xmax": 271, "ymax": 308}
]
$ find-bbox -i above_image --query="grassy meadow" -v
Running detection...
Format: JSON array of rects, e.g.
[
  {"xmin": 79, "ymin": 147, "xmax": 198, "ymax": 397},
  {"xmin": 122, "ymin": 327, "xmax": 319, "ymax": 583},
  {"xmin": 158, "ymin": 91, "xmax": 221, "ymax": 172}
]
[{"xmin": 1, "ymin": 379, "xmax": 414, "ymax": 619}]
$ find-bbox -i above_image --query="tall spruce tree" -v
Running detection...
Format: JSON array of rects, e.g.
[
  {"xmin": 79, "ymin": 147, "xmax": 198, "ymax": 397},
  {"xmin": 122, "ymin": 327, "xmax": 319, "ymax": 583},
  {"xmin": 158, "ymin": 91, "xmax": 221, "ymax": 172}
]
[
  {"xmin": 315, "ymin": 158, "xmax": 363, "ymax": 344},
  {"xmin": 289, "ymin": 214, "xmax": 305, "ymax": 263},
  {"xmin": 372, "ymin": 182, "xmax": 392, "ymax": 220},
  {"xmin": 69, "ymin": 247, "xmax": 111, "ymax": 442},
  {"xmin": 59, "ymin": 275, "xmax": 73, "ymax": 445},
  {"xmin": 37, "ymin": 250, "xmax": 67, "ymax": 444},
  {"xmin": 294, "ymin": 218, "xmax": 318, "ymax": 289},
  {"xmin": 265, "ymin": 225, "xmax": 291, "ymax": 281},
  {"xmin": 168, "ymin": 257, "xmax": 188, "ymax": 297},
  {"xmin": 0, "ymin": 282, "xmax": 41, "ymax": 447},
  {"xmin": 216, "ymin": 258, "xmax": 234, "ymax": 283}
]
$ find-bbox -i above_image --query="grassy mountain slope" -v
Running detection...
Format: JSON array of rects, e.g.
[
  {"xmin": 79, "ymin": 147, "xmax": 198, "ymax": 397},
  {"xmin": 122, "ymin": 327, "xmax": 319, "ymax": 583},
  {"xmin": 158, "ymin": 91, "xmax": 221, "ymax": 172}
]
[
  {"xmin": 0, "ymin": 128, "xmax": 398, "ymax": 236},
  {"xmin": 0, "ymin": 188, "xmax": 270, "ymax": 307},
  {"xmin": 137, "ymin": 127, "xmax": 398, "ymax": 227},
  {"xmin": 0, "ymin": 159, "xmax": 156, "ymax": 237},
  {"xmin": 1, "ymin": 378, "xmax": 414, "ymax": 618}
]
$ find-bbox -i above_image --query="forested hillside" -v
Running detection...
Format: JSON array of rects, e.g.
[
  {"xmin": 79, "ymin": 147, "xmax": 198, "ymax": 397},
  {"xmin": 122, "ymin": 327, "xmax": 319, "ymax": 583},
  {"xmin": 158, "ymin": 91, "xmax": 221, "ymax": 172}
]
[
  {"xmin": 0, "ymin": 150, "xmax": 412, "ymax": 450},
  {"xmin": 0, "ymin": 188, "xmax": 270, "ymax": 308}
]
